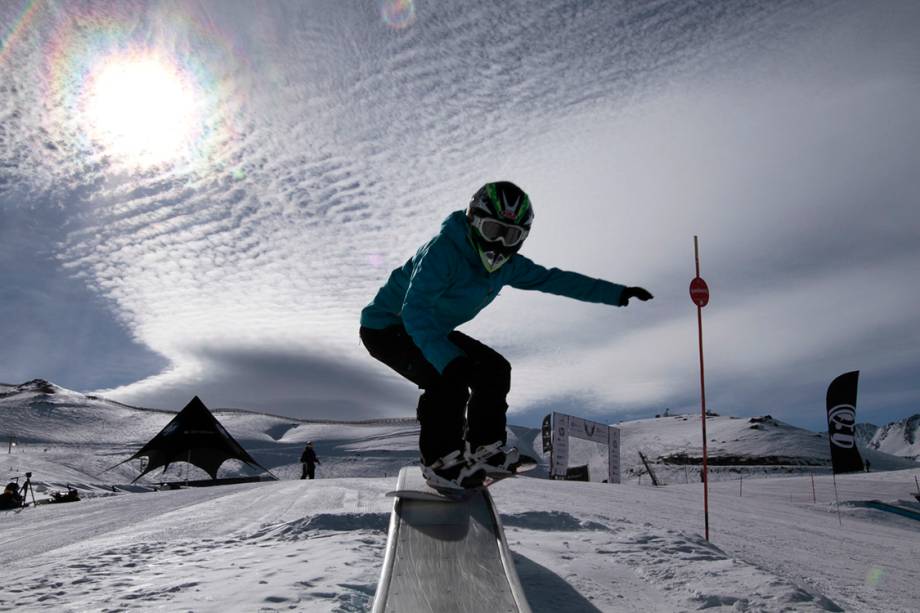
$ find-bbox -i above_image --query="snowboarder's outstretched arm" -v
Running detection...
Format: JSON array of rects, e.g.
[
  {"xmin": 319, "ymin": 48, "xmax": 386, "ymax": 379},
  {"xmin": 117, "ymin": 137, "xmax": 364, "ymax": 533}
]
[{"xmin": 505, "ymin": 255, "xmax": 652, "ymax": 306}]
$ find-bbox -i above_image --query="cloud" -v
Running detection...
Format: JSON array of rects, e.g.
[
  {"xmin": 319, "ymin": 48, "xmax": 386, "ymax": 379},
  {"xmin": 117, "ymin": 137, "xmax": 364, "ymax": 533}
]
[
  {"xmin": 0, "ymin": 202, "xmax": 168, "ymax": 389},
  {"xmin": 96, "ymin": 340, "xmax": 419, "ymax": 420},
  {"xmin": 456, "ymin": 2, "xmax": 920, "ymax": 428},
  {"xmin": 1, "ymin": 1, "xmax": 918, "ymax": 432}
]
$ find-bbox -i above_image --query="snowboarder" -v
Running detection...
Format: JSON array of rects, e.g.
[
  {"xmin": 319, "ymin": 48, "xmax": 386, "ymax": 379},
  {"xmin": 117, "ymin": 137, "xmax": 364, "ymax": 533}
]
[
  {"xmin": 359, "ymin": 181, "xmax": 653, "ymax": 491},
  {"xmin": 300, "ymin": 442, "xmax": 320, "ymax": 480}
]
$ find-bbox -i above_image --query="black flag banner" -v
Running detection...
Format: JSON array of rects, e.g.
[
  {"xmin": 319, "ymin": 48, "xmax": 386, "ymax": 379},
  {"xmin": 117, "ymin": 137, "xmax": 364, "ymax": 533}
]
[
  {"xmin": 826, "ymin": 371, "xmax": 864, "ymax": 474},
  {"xmin": 541, "ymin": 414, "xmax": 553, "ymax": 453}
]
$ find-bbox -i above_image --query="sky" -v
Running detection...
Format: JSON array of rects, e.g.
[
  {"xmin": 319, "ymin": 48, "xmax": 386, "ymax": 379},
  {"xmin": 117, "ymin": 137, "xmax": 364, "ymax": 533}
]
[{"xmin": 1, "ymin": 0, "xmax": 918, "ymax": 431}]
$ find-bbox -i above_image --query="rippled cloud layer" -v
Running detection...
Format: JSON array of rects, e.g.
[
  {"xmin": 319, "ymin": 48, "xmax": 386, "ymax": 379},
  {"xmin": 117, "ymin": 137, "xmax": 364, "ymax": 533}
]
[{"xmin": 1, "ymin": 1, "xmax": 918, "ymax": 428}]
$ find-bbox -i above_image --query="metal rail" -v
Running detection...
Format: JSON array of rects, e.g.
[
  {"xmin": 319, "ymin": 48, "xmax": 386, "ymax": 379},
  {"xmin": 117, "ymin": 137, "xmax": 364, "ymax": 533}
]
[{"xmin": 372, "ymin": 467, "xmax": 531, "ymax": 613}]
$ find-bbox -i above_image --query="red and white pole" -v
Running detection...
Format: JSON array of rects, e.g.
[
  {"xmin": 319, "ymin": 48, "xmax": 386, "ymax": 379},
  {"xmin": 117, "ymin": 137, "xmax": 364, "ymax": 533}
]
[{"xmin": 690, "ymin": 236, "xmax": 711, "ymax": 541}]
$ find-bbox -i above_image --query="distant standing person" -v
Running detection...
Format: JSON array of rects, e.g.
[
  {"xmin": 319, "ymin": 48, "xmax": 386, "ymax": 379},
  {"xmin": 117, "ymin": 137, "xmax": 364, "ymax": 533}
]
[{"xmin": 300, "ymin": 442, "xmax": 320, "ymax": 480}]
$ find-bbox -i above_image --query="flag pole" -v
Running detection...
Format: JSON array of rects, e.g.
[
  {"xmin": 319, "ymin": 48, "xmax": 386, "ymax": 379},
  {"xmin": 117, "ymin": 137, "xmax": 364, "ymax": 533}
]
[
  {"xmin": 693, "ymin": 236, "xmax": 710, "ymax": 541},
  {"xmin": 832, "ymin": 472, "xmax": 843, "ymax": 525}
]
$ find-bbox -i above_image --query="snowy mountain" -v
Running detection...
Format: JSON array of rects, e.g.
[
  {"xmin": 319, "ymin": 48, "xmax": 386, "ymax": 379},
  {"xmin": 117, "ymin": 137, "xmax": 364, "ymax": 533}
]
[
  {"xmin": 1, "ymin": 379, "xmax": 174, "ymax": 444},
  {"xmin": 865, "ymin": 414, "xmax": 920, "ymax": 461},
  {"xmin": 3, "ymin": 381, "xmax": 914, "ymax": 489},
  {"xmin": 613, "ymin": 413, "xmax": 916, "ymax": 484},
  {"xmin": 619, "ymin": 414, "xmax": 828, "ymax": 477},
  {"xmin": 2, "ymin": 380, "xmax": 920, "ymax": 612},
  {"xmin": 853, "ymin": 417, "xmax": 919, "ymax": 463},
  {"xmin": 856, "ymin": 422, "xmax": 880, "ymax": 447},
  {"xmin": 0, "ymin": 379, "xmax": 424, "ymax": 487}
]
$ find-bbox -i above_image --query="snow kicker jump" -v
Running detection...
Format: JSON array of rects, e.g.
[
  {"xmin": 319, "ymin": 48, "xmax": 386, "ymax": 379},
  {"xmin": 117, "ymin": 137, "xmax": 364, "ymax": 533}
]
[{"xmin": 372, "ymin": 467, "xmax": 531, "ymax": 613}]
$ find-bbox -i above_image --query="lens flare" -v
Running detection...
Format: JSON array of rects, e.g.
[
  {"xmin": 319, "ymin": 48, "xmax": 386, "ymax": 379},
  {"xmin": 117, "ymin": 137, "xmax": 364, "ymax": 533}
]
[
  {"xmin": 39, "ymin": 3, "xmax": 244, "ymax": 176},
  {"xmin": 83, "ymin": 54, "xmax": 203, "ymax": 168},
  {"xmin": 0, "ymin": 0, "xmax": 41, "ymax": 68},
  {"xmin": 380, "ymin": 0, "xmax": 416, "ymax": 30},
  {"xmin": 865, "ymin": 566, "xmax": 884, "ymax": 587}
]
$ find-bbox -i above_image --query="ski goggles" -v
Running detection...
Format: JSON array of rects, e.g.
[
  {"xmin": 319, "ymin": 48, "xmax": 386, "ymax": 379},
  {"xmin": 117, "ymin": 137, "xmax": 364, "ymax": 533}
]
[{"xmin": 470, "ymin": 215, "xmax": 529, "ymax": 247}]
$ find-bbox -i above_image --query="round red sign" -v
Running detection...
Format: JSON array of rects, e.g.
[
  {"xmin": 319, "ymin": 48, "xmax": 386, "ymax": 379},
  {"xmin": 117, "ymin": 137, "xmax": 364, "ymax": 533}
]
[{"xmin": 690, "ymin": 276, "xmax": 709, "ymax": 307}]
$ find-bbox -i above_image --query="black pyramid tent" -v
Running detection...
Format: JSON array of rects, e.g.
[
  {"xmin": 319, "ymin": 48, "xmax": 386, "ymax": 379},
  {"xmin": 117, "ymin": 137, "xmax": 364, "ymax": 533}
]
[{"xmin": 117, "ymin": 396, "xmax": 275, "ymax": 483}]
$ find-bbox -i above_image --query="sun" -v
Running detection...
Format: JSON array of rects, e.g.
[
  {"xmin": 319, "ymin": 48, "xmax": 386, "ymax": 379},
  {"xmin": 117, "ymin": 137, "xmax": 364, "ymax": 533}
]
[{"xmin": 85, "ymin": 55, "xmax": 201, "ymax": 167}]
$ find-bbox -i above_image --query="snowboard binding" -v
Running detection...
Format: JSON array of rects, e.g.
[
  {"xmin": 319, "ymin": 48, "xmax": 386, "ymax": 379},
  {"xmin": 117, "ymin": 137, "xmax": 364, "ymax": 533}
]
[
  {"xmin": 421, "ymin": 449, "xmax": 487, "ymax": 493},
  {"xmin": 465, "ymin": 441, "xmax": 527, "ymax": 476}
]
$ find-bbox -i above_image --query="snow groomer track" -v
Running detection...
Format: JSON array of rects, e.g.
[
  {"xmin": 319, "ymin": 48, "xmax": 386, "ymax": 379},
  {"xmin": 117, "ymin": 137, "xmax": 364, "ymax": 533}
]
[{"xmin": 372, "ymin": 467, "xmax": 531, "ymax": 613}]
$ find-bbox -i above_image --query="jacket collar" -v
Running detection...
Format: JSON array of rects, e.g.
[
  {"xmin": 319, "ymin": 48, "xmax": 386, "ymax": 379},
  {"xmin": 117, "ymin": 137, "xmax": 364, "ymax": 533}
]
[{"xmin": 442, "ymin": 210, "xmax": 486, "ymax": 270}]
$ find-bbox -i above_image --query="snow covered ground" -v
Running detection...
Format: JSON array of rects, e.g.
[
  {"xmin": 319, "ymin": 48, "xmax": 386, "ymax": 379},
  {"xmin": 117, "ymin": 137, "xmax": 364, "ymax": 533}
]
[
  {"xmin": 2, "ymin": 383, "xmax": 919, "ymax": 611},
  {"xmin": 2, "ymin": 470, "xmax": 918, "ymax": 612}
]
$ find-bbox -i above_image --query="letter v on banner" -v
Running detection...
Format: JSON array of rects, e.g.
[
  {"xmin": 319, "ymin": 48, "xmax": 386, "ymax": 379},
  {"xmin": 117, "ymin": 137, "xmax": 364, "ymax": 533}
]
[{"xmin": 549, "ymin": 412, "xmax": 621, "ymax": 483}]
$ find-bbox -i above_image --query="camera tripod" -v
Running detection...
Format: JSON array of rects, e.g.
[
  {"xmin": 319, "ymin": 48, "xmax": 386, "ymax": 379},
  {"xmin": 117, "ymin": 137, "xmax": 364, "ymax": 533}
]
[{"xmin": 18, "ymin": 472, "xmax": 37, "ymax": 508}]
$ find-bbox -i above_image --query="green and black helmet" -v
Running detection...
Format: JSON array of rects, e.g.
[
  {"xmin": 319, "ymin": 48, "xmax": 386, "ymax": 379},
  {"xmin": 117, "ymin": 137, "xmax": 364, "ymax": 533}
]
[{"xmin": 467, "ymin": 181, "xmax": 533, "ymax": 272}]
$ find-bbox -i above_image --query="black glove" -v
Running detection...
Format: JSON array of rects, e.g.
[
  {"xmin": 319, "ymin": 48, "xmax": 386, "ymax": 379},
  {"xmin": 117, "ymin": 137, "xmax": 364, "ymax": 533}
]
[
  {"xmin": 619, "ymin": 286, "xmax": 654, "ymax": 306},
  {"xmin": 442, "ymin": 356, "xmax": 473, "ymax": 385}
]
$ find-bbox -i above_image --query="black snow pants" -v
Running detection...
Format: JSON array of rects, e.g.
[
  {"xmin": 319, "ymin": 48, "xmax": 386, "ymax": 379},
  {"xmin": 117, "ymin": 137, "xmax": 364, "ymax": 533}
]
[{"xmin": 359, "ymin": 325, "xmax": 510, "ymax": 465}]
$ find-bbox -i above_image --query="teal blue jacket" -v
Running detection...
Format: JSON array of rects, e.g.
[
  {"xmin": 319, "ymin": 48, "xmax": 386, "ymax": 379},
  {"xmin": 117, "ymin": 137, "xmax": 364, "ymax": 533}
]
[{"xmin": 360, "ymin": 211, "xmax": 625, "ymax": 373}]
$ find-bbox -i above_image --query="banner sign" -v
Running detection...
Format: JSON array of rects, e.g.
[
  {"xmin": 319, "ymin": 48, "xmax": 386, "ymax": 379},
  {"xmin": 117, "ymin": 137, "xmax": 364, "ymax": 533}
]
[
  {"xmin": 551, "ymin": 413, "xmax": 570, "ymax": 478},
  {"xmin": 608, "ymin": 426, "xmax": 620, "ymax": 484},
  {"xmin": 825, "ymin": 371, "xmax": 864, "ymax": 474},
  {"xmin": 549, "ymin": 412, "xmax": 620, "ymax": 484},
  {"xmin": 541, "ymin": 414, "xmax": 553, "ymax": 453}
]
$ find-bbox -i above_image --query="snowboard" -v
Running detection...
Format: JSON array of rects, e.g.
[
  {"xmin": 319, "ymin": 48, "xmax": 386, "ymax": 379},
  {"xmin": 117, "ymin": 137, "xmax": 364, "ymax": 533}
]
[{"xmin": 386, "ymin": 454, "xmax": 539, "ymax": 503}]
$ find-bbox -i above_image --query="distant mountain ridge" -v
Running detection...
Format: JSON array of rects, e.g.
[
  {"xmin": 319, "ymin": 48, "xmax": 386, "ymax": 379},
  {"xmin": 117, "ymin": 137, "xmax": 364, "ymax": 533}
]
[
  {"xmin": 854, "ymin": 422, "xmax": 878, "ymax": 447},
  {"xmin": 0, "ymin": 378, "xmax": 425, "ymax": 486},
  {"xmin": 2, "ymin": 379, "xmax": 916, "ymax": 489},
  {"xmin": 864, "ymin": 414, "xmax": 920, "ymax": 460}
]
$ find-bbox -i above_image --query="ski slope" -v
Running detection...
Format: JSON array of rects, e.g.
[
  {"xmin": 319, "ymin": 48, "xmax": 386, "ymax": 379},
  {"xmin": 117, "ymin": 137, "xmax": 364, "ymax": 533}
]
[
  {"xmin": 2, "ymin": 382, "xmax": 919, "ymax": 611},
  {"xmin": 2, "ymin": 468, "xmax": 919, "ymax": 612}
]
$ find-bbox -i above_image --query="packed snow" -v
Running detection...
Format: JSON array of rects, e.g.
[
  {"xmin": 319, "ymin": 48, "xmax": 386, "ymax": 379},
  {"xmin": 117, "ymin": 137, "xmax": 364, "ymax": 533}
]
[{"xmin": 2, "ymin": 382, "xmax": 919, "ymax": 612}]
